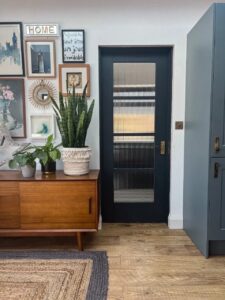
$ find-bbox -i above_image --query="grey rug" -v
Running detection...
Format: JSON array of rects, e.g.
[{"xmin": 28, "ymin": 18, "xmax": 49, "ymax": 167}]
[{"xmin": 0, "ymin": 251, "xmax": 108, "ymax": 300}]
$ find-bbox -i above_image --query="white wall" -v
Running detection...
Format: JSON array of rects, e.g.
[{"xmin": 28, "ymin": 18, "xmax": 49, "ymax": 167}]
[{"xmin": 1, "ymin": 0, "xmax": 224, "ymax": 228}]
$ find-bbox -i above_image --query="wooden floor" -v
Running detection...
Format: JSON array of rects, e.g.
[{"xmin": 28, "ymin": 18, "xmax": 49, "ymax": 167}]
[{"xmin": 1, "ymin": 223, "xmax": 225, "ymax": 299}]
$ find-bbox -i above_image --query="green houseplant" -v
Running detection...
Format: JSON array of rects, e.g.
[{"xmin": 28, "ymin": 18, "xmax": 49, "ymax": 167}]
[
  {"xmin": 32, "ymin": 134, "xmax": 61, "ymax": 174},
  {"xmin": 8, "ymin": 145, "xmax": 36, "ymax": 177},
  {"xmin": 51, "ymin": 84, "xmax": 94, "ymax": 175}
]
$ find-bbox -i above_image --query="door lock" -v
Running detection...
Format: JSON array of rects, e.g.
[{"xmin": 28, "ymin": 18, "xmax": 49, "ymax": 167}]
[{"xmin": 160, "ymin": 141, "xmax": 166, "ymax": 155}]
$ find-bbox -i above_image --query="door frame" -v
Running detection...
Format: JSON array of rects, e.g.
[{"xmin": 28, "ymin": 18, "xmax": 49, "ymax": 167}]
[{"xmin": 99, "ymin": 46, "xmax": 173, "ymax": 222}]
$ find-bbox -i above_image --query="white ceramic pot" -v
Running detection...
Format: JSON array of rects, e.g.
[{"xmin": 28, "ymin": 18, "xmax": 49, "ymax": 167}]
[
  {"xmin": 62, "ymin": 147, "xmax": 92, "ymax": 176},
  {"xmin": 21, "ymin": 164, "xmax": 36, "ymax": 178}
]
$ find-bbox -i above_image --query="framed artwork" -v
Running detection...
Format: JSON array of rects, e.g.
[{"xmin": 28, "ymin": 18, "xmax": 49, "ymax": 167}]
[
  {"xmin": 30, "ymin": 114, "xmax": 54, "ymax": 139},
  {"xmin": 0, "ymin": 22, "xmax": 25, "ymax": 76},
  {"xmin": 62, "ymin": 30, "xmax": 85, "ymax": 63},
  {"xmin": 25, "ymin": 40, "xmax": 56, "ymax": 78},
  {"xmin": 0, "ymin": 78, "xmax": 26, "ymax": 138},
  {"xmin": 59, "ymin": 64, "xmax": 90, "ymax": 96}
]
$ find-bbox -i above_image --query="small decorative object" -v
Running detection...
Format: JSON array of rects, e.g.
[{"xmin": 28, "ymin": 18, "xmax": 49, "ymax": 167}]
[
  {"xmin": 0, "ymin": 78, "xmax": 26, "ymax": 137},
  {"xmin": 32, "ymin": 134, "xmax": 61, "ymax": 174},
  {"xmin": 0, "ymin": 123, "xmax": 29, "ymax": 167},
  {"xmin": 8, "ymin": 144, "xmax": 36, "ymax": 177},
  {"xmin": 62, "ymin": 30, "xmax": 85, "ymax": 63},
  {"xmin": 29, "ymin": 80, "xmax": 57, "ymax": 109},
  {"xmin": 59, "ymin": 64, "xmax": 90, "ymax": 96},
  {"xmin": 0, "ymin": 22, "xmax": 25, "ymax": 76},
  {"xmin": 51, "ymin": 84, "xmax": 94, "ymax": 175},
  {"xmin": 30, "ymin": 114, "xmax": 54, "ymax": 139},
  {"xmin": 25, "ymin": 40, "xmax": 56, "ymax": 78},
  {"xmin": 24, "ymin": 24, "xmax": 59, "ymax": 37}
]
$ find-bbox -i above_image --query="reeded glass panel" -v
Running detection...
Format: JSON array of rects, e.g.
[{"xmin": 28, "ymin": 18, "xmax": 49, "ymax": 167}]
[{"xmin": 113, "ymin": 63, "xmax": 155, "ymax": 203}]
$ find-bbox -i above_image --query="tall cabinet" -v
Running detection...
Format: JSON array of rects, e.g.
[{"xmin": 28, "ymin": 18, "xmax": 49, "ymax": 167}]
[{"xmin": 184, "ymin": 3, "xmax": 225, "ymax": 257}]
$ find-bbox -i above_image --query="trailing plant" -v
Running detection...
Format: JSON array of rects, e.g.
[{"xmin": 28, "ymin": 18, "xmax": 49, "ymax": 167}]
[
  {"xmin": 51, "ymin": 83, "xmax": 95, "ymax": 148},
  {"xmin": 32, "ymin": 134, "xmax": 61, "ymax": 166},
  {"xmin": 8, "ymin": 145, "xmax": 36, "ymax": 169}
]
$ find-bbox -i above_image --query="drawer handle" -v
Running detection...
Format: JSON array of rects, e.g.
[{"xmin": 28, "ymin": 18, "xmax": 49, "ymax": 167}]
[
  {"xmin": 89, "ymin": 197, "xmax": 92, "ymax": 214},
  {"xmin": 214, "ymin": 162, "xmax": 219, "ymax": 178}
]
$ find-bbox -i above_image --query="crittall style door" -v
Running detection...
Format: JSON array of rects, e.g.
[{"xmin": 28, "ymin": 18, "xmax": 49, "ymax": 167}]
[{"xmin": 99, "ymin": 47, "xmax": 172, "ymax": 222}]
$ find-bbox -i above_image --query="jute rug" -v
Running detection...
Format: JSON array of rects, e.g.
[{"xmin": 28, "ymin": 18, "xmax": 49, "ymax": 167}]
[{"xmin": 0, "ymin": 251, "xmax": 108, "ymax": 300}]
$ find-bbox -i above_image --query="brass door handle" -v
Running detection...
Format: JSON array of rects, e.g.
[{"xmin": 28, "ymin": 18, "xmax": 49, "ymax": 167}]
[
  {"xmin": 214, "ymin": 137, "xmax": 220, "ymax": 152},
  {"xmin": 160, "ymin": 141, "xmax": 166, "ymax": 155}
]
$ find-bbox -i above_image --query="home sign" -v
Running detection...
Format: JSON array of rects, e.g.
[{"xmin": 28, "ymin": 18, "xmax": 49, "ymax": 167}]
[{"xmin": 24, "ymin": 24, "xmax": 59, "ymax": 36}]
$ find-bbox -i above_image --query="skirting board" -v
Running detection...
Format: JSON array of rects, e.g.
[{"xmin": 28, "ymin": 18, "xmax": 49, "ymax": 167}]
[{"xmin": 168, "ymin": 214, "xmax": 183, "ymax": 229}]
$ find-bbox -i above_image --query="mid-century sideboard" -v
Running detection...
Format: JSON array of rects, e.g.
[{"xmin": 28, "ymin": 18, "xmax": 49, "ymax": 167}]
[{"xmin": 0, "ymin": 170, "xmax": 99, "ymax": 250}]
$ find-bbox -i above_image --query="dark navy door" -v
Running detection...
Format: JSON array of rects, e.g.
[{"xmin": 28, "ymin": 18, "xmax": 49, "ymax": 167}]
[{"xmin": 99, "ymin": 47, "xmax": 172, "ymax": 222}]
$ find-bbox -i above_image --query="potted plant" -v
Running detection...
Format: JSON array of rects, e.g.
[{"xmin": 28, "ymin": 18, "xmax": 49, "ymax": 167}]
[
  {"xmin": 51, "ymin": 84, "xmax": 94, "ymax": 175},
  {"xmin": 8, "ymin": 145, "xmax": 36, "ymax": 177},
  {"xmin": 33, "ymin": 134, "xmax": 61, "ymax": 174}
]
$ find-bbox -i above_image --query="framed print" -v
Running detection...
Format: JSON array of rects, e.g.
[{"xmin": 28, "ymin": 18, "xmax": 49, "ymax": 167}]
[
  {"xmin": 62, "ymin": 30, "xmax": 85, "ymax": 63},
  {"xmin": 0, "ymin": 78, "xmax": 26, "ymax": 138},
  {"xmin": 59, "ymin": 64, "xmax": 90, "ymax": 96},
  {"xmin": 30, "ymin": 114, "xmax": 54, "ymax": 139},
  {"xmin": 0, "ymin": 22, "xmax": 25, "ymax": 76},
  {"xmin": 25, "ymin": 40, "xmax": 56, "ymax": 78}
]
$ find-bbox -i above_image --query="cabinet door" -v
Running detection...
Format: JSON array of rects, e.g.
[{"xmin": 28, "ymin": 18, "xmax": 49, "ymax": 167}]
[
  {"xmin": 20, "ymin": 181, "xmax": 97, "ymax": 229},
  {"xmin": 0, "ymin": 182, "xmax": 20, "ymax": 229},
  {"xmin": 209, "ymin": 158, "xmax": 225, "ymax": 239},
  {"xmin": 210, "ymin": 7, "xmax": 225, "ymax": 157}
]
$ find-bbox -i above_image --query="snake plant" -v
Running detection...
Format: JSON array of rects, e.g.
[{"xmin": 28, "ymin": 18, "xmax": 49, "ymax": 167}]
[{"xmin": 51, "ymin": 84, "xmax": 94, "ymax": 148}]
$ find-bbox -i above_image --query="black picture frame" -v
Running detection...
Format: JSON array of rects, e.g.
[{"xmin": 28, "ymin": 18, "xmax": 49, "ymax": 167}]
[
  {"xmin": 0, "ymin": 22, "xmax": 25, "ymax": 77},
  {"xmin": 62, "ymin": 29, "xmax": 85, "ymax": 63}
]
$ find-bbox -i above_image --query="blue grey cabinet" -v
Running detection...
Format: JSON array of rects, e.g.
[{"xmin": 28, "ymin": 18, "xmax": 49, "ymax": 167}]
[
  {"xmin": 184, "ymin": 3, "xmax": 225, "ymax": 257},
  {"xmin": 209, "ymin": 158, "xmax": 225, "ymax": 240}
]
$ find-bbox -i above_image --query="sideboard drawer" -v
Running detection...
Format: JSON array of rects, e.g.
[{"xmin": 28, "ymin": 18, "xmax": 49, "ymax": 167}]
[
  {"xmin": 20, "ymin": 181, "xmax": 97, "ymax": 229},
  {"xmin": 0, "ymin": 182, "xmax": 20, "ymax": 229}
]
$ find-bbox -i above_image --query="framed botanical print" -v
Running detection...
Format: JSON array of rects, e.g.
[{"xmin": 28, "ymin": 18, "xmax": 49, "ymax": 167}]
[
  {"xmin": 0, "ymin": 78, "xmax": 26, "ymax": 138},
  {"xmin": 62, "ymin": 30, "xmax": 85, "ymax": 63},
  {"xmin": 25, "ymin": 40, "xmax": 56, "ymax": 78},
  {"xmin": 30, "ymin": 114, "xmax": 54, "ymax": 139},
  {"xmin": 59, "ymin": 64, "xmax": 90, "ymax": 96},
  {"xmin": 0, "ymin": 22, "xmax": 25, "ymax": 76}
]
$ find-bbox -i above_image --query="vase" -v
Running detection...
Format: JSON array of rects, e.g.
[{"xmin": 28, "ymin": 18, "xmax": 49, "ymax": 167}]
[
  {"xmin": 62, "ymin": 147, "xmax": 92, "ymax": 176},
  {"xmin": 0, "ymin": 102, "xmax": 16, "ymax": 130},
  {"xmin": 21, "ymin": 163, "xmax": 36, "ymax": 178},
  {"xmin": 41, "ymin": 160, "xmax": 56, "ymax": 174}
]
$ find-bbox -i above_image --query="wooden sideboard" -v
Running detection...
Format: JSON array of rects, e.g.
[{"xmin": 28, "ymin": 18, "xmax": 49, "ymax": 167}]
[{"xmin": 0, "ymin": 170, "xmax": 99, "ymax": 250}]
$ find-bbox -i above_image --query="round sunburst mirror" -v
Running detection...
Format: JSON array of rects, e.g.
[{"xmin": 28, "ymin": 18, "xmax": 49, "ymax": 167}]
[{"xmin": 29, "ymin": 80, "xmax": 57, "ymax": 109}]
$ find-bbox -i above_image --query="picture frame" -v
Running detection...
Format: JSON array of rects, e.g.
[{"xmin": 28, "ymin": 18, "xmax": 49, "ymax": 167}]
[
  {"xmin": 0, "ymin": 78, "xmax": 26, "ymax": 138},
  {"xmin": 0, "ymin": 22, "xmax": 25, "ymax": 76},
  {"xmin": 59, "ymin": 64, "xmax": 90, "ymax": 96},
  {"xmin": 62, "ymin": 30, "xmax": 85, "ymax": 63},
  {"xmin": 25, "ymin": 40, "xmax": 56, "ymax": 78},
  {"xmin": 30, "ymin": 114, "xmax": 54, "ymax": 139}
]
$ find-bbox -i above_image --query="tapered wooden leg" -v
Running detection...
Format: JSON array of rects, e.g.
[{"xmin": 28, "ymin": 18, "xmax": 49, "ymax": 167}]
[{"xmin": 77, "ymin": 232, "xmax": 83, "ymax": 251}]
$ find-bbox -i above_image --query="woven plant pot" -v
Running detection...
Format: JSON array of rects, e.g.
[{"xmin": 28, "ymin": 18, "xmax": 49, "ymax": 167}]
[{"xmin": 62, "ymin": 147, "xmax": 92, "ymax": 176}]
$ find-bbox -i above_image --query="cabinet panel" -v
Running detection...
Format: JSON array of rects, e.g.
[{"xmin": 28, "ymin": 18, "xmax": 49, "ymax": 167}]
[
  {"xmin": 20, "ymin": 181, "xmax": 97, "ymax": 229},
  {"xmin": 210, "ymin": 7, "xmax": 225, "ymax": 157},
  {"xmin": 0, "ymin": 182, "xmax": 20, "ymax": 229},
  {"xmin": 209, "ymin": 158, "xmax": 225, "ymax": 239}
]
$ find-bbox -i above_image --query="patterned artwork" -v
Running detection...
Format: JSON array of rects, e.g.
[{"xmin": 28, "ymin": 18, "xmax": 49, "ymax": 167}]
[{"xmin": 62, "ymin": 30, "xmax": 85, "ymax": 63}]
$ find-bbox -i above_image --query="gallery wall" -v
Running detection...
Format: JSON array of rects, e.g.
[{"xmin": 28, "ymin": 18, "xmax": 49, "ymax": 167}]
[{"xmin": 1, "ymin": 0, "xmax": 224, "ymax": 228}]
